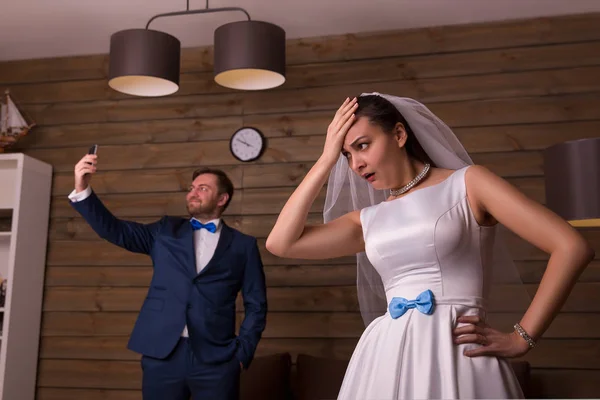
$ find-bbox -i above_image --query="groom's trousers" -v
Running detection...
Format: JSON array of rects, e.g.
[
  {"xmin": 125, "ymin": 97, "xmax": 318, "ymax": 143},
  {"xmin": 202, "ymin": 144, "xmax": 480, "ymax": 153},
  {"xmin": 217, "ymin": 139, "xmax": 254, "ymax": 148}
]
[{"xmin": 141, "ymin": 337, "xmax": 241, "ymax": 400}]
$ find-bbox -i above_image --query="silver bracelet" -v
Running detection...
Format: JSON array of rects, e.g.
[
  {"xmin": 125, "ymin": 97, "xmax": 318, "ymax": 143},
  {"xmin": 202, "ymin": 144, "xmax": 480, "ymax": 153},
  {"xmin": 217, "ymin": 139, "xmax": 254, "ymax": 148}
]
[{"xmin": 513, "ymin": 323, "xmax": 536, "ymax": 348}]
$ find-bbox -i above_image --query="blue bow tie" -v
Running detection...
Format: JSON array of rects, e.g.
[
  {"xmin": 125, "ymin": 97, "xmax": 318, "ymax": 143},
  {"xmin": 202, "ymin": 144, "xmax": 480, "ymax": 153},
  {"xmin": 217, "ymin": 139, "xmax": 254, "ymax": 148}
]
[
  {"xmin": 389, "ymin": 289, "xmax": 435, "ymax": 319},
  {"xmin": 190, "ymin": 219, "xmax": 217, "ymax": 233}
]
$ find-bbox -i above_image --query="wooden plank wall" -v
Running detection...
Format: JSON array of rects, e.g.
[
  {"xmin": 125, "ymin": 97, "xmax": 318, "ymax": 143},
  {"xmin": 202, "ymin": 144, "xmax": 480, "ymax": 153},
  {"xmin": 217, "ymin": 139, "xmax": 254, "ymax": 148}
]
[{"xmin": 1, "ymin": 12, "xmax": 599, "ymax": 399}]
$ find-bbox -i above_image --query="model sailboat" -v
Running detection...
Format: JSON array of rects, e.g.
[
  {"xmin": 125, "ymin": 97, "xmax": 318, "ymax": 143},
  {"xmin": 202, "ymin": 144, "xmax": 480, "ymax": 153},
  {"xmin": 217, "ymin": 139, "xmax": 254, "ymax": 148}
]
[{"xmin": 0, "ymin": 90, "xmax": 35, "ymax": 153}]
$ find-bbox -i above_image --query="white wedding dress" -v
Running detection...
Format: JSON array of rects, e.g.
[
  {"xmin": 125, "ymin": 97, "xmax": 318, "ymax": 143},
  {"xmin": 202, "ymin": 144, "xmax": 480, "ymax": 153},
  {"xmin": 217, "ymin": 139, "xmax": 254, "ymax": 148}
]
[{"xmin": 338, "ymin": 166, "xmax": 524, "ymax": 399}]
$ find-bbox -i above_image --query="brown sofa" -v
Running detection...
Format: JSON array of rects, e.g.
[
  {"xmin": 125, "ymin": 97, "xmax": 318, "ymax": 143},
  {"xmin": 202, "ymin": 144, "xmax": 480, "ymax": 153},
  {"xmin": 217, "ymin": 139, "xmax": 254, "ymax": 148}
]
[{"xmin": 240, "ymin": 353, "xmax": 531, "ymax": 400}]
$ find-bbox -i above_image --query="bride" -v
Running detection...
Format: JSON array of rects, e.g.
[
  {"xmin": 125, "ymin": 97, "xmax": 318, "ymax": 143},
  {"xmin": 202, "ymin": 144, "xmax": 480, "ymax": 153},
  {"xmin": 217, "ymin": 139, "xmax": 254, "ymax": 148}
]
[{"xmin": 266, "ymin": 93, "xmax": 594, "ymax": 399}]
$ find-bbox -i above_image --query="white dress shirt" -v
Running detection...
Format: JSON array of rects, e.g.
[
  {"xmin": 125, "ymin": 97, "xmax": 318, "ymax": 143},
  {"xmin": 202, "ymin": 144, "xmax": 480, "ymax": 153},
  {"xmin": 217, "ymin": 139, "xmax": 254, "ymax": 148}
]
[
  {"xmin": 182, "ymin": 216, "xmax": 221, "ymax": 337},
  {"xmin": 68, "ymin": 186, "xmax": 222, "ymax": 337}
]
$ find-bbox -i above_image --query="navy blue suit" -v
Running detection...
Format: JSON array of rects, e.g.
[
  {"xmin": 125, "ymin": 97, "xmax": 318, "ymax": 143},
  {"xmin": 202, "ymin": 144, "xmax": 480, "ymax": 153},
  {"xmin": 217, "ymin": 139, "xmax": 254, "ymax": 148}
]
[{"xmin": 70, "ymin": 191, "xmax": 267, "ymax": 399}]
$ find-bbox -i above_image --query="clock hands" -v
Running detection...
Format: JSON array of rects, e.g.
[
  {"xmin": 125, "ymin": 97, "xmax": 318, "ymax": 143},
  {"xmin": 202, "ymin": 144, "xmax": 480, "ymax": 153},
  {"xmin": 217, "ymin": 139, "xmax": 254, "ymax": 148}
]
[{"xmin": 237, "ymin": 138, "xmax": 252, "ymax": 147}]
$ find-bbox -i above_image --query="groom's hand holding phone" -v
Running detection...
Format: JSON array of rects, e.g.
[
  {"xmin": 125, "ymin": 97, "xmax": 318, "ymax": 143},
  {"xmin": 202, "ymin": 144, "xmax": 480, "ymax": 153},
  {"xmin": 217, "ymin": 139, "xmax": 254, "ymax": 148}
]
[{"xmin": 74, "ymin": 144, "xmax": 98, "ymax": 193}]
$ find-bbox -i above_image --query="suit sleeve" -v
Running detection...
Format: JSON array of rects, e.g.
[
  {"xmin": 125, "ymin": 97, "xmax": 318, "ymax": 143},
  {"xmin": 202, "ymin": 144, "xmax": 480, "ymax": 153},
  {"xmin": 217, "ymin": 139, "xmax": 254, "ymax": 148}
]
[
  {"xmin": 236, "ymin": 237, "xmax": 267, "ymax": 368},
  {"xmin": 69, "ymin": 190, "xmax": 162, "ymax": 254}
]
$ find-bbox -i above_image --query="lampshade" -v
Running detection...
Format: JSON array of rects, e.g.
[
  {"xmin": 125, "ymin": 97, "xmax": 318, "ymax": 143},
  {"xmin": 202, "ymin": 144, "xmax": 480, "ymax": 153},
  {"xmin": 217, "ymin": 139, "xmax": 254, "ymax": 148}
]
[
  {"xmin": 543, "ymin": 137, "xmax": 600, "ymax": 227},
  {"xmin": 214, "ymin": 20, "xmax": 286, "ymax": 90},
  {"xmin": 108, "ymin": 29, "xmax": 181, "ymax": 97}
]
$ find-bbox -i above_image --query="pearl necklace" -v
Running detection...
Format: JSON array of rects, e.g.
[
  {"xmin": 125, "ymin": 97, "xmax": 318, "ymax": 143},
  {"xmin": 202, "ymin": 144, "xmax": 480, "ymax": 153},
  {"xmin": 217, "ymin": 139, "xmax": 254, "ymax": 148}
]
[{"xmin": 390, "ymin": 163, "xmax": 431, "ymax": 197}]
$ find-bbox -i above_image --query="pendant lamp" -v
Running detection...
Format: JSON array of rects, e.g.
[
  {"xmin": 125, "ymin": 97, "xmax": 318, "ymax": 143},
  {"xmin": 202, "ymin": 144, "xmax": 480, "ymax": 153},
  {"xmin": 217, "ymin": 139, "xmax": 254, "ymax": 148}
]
[
  {"xmin": 108, "ymin": 29, "xmax": 181, "ymax": 97},
  {"xmin": 108, "ymin": 2, "xmax": 286, "ymax": 96},
  {"xmin": 543, "ymin": 137, "xmax": 600, "ymax": 227},
  {"xmin": 214, "ymin": 20, "xmax": 285, "ymax": 90}
]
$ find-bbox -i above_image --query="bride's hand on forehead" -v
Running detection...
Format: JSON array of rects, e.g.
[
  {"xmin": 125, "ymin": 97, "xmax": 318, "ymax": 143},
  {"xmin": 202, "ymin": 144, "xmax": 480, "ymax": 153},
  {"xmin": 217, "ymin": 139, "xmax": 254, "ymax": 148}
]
[{"xmin": 322, "ymin": 97, "xmax": 358, "ymax": 165}]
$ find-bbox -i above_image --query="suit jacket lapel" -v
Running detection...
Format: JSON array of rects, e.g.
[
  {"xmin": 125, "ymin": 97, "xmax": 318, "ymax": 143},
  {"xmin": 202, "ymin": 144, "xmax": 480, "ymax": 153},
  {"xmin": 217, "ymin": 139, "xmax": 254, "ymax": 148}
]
[
  {"xmin": 177, "ymin": 219, "xmax": 198, "ymax": 278},
  {"xmin": 197, "ymin": 222, "xmax": 234, "ymax": 277}
]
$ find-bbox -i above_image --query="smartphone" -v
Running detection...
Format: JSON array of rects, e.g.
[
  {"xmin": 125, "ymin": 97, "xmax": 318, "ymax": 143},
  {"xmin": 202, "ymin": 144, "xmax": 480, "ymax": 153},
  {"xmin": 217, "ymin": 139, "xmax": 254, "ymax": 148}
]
[{"xmin": 85, "ymin": 144, "xmax": 98, "ymax": 169}]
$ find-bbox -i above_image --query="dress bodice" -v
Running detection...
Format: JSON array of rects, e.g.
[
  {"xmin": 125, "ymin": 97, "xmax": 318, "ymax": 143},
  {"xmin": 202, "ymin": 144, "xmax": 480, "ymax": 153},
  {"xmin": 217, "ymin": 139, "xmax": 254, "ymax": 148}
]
[{"xmin": 360, "ymin": 166, "xmax": 497, "ymax": 304}]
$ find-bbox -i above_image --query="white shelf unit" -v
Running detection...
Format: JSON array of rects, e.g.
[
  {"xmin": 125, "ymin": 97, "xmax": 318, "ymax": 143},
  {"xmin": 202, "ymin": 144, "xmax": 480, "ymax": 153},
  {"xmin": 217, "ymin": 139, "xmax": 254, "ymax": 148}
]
[{"xmin": 0, "ymin": 153, "xmax": 52, "ymax": 400}]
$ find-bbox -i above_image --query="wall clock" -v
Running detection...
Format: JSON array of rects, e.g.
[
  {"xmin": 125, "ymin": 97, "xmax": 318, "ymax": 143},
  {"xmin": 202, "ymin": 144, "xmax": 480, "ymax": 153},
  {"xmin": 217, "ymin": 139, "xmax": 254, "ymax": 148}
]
[{"xmin": 230, "ymin": 127, "xmax": 266, "ymax": 162}]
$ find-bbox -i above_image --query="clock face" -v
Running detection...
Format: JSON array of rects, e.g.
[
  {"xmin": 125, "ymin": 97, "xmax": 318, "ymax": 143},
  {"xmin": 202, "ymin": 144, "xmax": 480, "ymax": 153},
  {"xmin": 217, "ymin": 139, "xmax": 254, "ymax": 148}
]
[{"xmin": 230, "ymin": 127, "xmax": 266, "ymax": 162}]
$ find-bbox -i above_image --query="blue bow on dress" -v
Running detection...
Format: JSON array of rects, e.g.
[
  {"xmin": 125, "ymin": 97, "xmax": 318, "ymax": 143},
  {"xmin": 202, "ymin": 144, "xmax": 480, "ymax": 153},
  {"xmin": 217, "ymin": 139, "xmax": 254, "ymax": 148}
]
[
  {"xmin": 190, "ymin": 219, "xmax": 217, "ymax": 233},
  {"xmin": 389, "ymin": 289, "xmax": 435, "ymax": 319}
]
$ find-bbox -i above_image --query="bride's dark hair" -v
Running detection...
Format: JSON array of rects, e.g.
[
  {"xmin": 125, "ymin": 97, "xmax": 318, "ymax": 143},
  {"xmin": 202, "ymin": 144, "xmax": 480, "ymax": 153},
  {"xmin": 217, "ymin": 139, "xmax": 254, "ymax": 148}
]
[{"xmin": 355, "ymin": 95, "xmax": 434, "ymax": 166}]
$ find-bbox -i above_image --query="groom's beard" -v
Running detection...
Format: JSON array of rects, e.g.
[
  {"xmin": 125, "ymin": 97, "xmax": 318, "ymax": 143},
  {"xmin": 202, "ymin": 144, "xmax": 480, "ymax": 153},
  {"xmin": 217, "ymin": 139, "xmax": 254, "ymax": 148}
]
[{"xmin": 187, "ymin": 198, "xmax": 219, "ymax": 218}]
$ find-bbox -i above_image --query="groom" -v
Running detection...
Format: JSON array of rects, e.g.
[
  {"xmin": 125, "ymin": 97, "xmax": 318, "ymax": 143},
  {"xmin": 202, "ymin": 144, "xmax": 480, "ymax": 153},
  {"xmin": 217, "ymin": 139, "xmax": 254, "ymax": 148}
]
[{"xmin": 68, "ymin": 152, "xmax": 267, "ymax": 400}]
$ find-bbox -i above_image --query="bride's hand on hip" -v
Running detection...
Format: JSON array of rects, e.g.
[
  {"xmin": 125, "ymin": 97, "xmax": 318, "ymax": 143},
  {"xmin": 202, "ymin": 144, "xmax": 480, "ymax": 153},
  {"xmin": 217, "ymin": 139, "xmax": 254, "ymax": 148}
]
[
  {"xmin": 321, "ymin": 97, "xmax": 358, "ymax": 165},
  {"xmin": 453, "ymin": 315, "xmax": 531, "ymax": 358}
]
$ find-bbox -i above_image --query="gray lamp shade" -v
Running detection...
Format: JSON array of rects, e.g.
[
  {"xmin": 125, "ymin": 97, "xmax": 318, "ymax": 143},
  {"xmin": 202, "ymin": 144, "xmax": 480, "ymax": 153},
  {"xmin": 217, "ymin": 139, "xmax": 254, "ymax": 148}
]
[
  {"xmin": 214, "ymin": 20, "xmax": 285, "ymax": 90},
  {"xmin": 108, "ymin": 29, "xmax": 181, "ymax": 97},
  {"xmin": 543, "ymin": 137, "xmax": 600, "ymax": 227}
]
